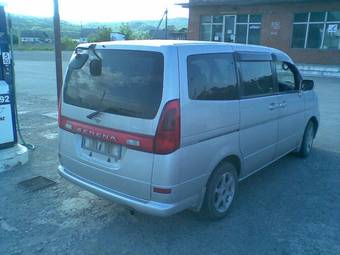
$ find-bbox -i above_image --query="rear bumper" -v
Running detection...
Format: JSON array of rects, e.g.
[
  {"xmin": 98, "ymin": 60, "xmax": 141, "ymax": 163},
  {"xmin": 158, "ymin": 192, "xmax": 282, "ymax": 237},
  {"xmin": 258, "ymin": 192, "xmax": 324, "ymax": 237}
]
[{"xmin": 58, "ymin": 165, "xmax": 193, "ymax": 217}]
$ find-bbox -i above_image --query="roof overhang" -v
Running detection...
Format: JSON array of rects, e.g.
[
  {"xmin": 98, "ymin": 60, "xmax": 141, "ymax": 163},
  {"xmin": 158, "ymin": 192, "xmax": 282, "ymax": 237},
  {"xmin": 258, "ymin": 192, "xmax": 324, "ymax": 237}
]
[{"xmin": 177, "ymin": 0, "xmax": 336, "ymax": 8}]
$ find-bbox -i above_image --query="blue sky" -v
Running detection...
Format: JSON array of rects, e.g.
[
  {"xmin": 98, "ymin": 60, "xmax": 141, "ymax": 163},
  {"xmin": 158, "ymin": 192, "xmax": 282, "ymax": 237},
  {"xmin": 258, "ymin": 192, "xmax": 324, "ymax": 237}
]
[{"xmin": 3, "ymin": 0, "xmax": 188, "ymax": 23}]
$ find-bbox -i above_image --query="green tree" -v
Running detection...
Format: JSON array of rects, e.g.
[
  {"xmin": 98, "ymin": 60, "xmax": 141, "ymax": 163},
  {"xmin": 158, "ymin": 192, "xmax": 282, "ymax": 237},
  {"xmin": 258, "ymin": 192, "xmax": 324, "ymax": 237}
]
[
  {"xmin": 95, "ymin": 26, "xmax": 112, "ymax": 42},
  {"xmin": 134, "ymin": 31, "xmax": 151, "ymax": 40},
  {"xmin": 119, "ymin": 23, "xmax": 134, "ymax": 40},
  {"xmin": 61, "ymin": 36, "xmax": 77, "ymax": 51}
]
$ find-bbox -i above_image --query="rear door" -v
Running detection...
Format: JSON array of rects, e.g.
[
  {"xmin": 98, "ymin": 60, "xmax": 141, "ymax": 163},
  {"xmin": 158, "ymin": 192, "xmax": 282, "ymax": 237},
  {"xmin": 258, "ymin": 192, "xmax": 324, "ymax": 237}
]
[
  {"xmin": 59, "ymin": 45, "xmax": 178, "ymax": 200},
  {"xmin": 177, "ymin": 45, "xmax": 240, "ymax": 184},
  {"xmin": 237, "ymin": 52, "xmax": 279, "ymax": 176},
  {"xmin": 274, "ymin": 61, "xmax": 305, "ymax": 157}
]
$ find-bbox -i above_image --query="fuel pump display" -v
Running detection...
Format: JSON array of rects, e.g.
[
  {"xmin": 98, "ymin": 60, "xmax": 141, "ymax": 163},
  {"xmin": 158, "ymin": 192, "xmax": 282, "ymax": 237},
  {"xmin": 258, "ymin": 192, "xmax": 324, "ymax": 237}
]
[
  {"xmin": 0, "ymin": 80, "xmax": 15, "ymax": 146},
  {"xmin": 0, "ymin": 4, "xmax": 18, "ymax": 149}
]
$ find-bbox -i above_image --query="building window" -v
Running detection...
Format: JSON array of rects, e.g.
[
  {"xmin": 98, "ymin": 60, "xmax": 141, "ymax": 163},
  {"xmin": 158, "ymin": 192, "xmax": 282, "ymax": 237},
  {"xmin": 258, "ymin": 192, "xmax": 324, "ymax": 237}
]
[
  {"xmin": 200, "ymin": 14, "xmax": 261, "ymax": 44},
  {"xmin": 200, "ymin": 15, "xmax": 224, "ymax": 42},
  {"xmin": 236, "ymin": 14, "xmax": 262, "ymax": 44},
  {"xmin": 292, "ymin": 11, "xmax": 340, "ymax": 50}
]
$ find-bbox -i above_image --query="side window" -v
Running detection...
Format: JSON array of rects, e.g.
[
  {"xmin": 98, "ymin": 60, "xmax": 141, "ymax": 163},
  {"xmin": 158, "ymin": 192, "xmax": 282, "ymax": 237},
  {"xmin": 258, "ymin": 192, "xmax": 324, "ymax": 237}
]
[
  {"xmin": 275, "ymin": 62, "xmax": 300, "ymax": 92},
  {"xmin": 187, "ymin": 54, "xmax": 238, "ymax": 100},
  {"xmin": 239, "ymin": 61, "xmax": 275, "ymax": 97}
]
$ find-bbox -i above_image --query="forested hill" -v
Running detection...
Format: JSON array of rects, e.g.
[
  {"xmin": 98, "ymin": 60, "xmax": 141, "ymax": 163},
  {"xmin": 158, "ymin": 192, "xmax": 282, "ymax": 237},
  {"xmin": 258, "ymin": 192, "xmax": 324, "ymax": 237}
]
[{"xmin": 9, "ymin": 14, "xmax": 188, "ymax": 38}]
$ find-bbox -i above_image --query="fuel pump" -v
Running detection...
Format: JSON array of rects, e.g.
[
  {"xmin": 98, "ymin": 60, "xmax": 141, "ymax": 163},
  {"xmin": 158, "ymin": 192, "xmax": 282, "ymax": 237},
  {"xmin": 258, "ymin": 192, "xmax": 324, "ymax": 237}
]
[
  {"xmin": 0, "ymin": 5, "xmax": 16, "ymax": 148},
  {"xmin": 0, "ymin": 3, "xmax": 28, "ymax": 171}
]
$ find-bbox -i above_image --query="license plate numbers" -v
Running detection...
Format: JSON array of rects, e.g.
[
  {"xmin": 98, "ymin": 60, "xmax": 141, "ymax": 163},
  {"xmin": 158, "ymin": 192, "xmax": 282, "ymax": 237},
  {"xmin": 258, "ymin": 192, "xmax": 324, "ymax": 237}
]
[{"xmin": 82, "ymin": 136, "xmax": 122, "ymax": 159}]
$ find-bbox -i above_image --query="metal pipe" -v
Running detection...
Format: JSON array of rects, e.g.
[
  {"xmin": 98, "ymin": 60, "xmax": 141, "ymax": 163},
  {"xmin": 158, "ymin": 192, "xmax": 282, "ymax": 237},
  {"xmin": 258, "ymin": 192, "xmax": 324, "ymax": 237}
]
[
  {"xmin": 165, "ymin": 9, "xmax": 168, "ymax": 39},
  {"xmin": 53, "ymin": 0, "xmax": 63, "ymax": 103}
]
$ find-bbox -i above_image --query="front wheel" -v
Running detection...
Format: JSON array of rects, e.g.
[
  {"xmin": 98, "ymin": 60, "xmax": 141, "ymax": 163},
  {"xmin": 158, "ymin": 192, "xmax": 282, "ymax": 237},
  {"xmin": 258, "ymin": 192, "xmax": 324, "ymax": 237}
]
[
  {"xmin": 201, "ymin": 162, "xmax": 238, "ymax": 220},
  {"xmin": 298, "ymin": 121, "xmax": 315, "ymax": 158}
]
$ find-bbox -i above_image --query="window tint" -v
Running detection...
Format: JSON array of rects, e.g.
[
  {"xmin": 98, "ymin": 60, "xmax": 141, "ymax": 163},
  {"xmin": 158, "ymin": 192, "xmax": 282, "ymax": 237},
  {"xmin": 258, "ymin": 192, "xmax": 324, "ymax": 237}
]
[
  {"xmin": 236, "ymin": 24, "xmax": 247, "ymax": 43},
  {"xmin": 275, "ymin": 62, "xmax": 299, "ymax": 92},
  {"xmin": 212, "ymin": 24, "xmax": 223, "ymax": 41},
  {"xmin": 248, "ymin": 24, "xmax": 261, "ymax": 44},
  {"xmin": 187, "ymin": 54, "xmax": 238, "ymax": 100},
  {"xmin": 306, "ymin": 23, "xmax": 324, "ymax": 48},
  {"xmin": 237, "ymin": 14, "xmax": 248, "ymax": 23},
  {"xmin": 213, "ymin": 15, "xmax": 223, "ymax": 23},
  {"xmin": 249, "ymin": 14, "xmax": 261, "ymax": 23},
  {"xmin": 294, "ymin": 13, "xmax": 309, "ymax": 22},
  {"xmin": 201, "ymin": 16, "xmax": 212, "ymax": 23},
  {"xmin": 292, "ymin": 24, "xmax": 307, "ymax": 48},
  {"xmin": 64, "ymin": 50, "xmax": 164, "ymax": 119},
  {"xmin": 310, "ymin": 12, "xmax": 325, "ymax": 22},
  {"xmin": 200, "ymin": 24, "xmax": 211, "ymax": 41},
  {"xmin": 327, "ymin": 11, "xmax": 340, "ymax": 22},
  {"xmin": 239, "ymin": 61, "xmax": 274, "ymax": 97},
  {"xmin": 323, "ymin": 23, "xmax": 340, "ymax": 49}
]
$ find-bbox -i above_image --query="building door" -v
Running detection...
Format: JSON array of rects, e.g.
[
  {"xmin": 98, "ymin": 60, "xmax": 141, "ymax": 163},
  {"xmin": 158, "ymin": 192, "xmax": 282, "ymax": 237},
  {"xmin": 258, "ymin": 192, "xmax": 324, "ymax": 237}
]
[{"xmin": 224, "ymin": 15, "xmax": 236, "ymax": 42}]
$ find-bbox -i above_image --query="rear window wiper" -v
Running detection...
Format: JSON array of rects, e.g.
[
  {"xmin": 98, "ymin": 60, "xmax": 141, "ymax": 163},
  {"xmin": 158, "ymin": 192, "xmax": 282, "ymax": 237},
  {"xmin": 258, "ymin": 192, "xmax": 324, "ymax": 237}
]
[
  {"xmin": 87, "ymin": 110, "xmax": 103, "ymax": 119},
  {"xmin": 87, "ymin": 90, "xmax": 106, "ymax": 119},
  {"xmin": 87, "ymin": 107, "xmax": 144, "ymax": 119}
]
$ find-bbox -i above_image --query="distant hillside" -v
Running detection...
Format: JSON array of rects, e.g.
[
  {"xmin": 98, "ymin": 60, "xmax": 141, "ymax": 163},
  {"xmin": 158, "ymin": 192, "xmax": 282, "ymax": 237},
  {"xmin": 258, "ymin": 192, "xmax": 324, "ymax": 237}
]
[{"xmin": 9, "ymin": 15, "xmax": 188, "ymax": 39}]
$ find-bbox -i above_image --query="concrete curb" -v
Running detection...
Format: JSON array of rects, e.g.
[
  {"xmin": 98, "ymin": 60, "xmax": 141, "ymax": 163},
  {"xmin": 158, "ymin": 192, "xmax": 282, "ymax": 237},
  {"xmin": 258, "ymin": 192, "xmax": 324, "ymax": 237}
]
[
  {"xmin": 297, "ymin": 65, "xmax": 340, "ymax": 78},
  {"xmin": 0, "ymin": 144, "xmax": 29, "ymax": 173}
]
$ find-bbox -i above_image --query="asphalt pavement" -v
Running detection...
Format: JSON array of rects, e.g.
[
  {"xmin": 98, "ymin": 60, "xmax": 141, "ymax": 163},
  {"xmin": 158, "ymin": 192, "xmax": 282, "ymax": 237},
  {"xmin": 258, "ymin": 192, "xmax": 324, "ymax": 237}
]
[{"xmin": 0, "ymin": 51, "xmax": 339, "ymax": 255}]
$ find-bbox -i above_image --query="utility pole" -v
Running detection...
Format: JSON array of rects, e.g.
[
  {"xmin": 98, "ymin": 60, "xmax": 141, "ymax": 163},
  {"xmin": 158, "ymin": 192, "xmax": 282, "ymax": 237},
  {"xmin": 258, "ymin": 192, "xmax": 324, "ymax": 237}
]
[
  {"xmin": 165, "ymin": 8, "xmax": 168, "ymax": 39},
  {"xmin": 53, "ymin": 0, "xmax": 63, "ymax": 103}
]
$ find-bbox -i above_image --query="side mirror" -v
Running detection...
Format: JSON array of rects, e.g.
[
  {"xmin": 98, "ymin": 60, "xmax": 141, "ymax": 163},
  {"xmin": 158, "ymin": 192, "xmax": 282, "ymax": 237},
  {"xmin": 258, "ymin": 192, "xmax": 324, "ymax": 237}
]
[
  {"xmin": 89, "ymin": 59, "xmax": 102, "ymax": 76},
  {"xmin": 302, "ymin": 79, "xmax": 314, "ymax": 91}
]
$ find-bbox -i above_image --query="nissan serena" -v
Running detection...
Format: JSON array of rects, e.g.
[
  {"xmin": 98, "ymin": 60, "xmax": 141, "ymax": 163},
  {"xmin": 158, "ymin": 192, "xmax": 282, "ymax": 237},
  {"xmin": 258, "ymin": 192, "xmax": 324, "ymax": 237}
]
[{"xmin": 58, "ymin": 41, "xmax": 319, "ymax": 220}]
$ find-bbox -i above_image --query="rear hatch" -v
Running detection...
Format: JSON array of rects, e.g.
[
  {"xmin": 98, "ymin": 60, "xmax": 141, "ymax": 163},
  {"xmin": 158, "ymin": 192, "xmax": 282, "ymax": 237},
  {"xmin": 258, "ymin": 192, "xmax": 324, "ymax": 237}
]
[{"xmin": 59, "ymin": 44, "xmax": 170, "ymax": 200}]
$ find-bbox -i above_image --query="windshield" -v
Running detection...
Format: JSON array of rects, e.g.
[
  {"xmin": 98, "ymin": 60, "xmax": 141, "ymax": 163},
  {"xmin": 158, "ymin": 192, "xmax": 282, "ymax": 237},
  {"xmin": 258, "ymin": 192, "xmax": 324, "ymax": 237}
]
[{"xmin": 63, "ymin": 49, "xmax": 164, "ymax": 119}]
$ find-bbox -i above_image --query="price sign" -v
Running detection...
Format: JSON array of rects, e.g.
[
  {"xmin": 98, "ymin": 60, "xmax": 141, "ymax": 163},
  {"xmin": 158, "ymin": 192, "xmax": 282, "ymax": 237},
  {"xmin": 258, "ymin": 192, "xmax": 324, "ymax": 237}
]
[{"xmin": 2, "ymin": 52, "xmax": 10, "ymax": 65}]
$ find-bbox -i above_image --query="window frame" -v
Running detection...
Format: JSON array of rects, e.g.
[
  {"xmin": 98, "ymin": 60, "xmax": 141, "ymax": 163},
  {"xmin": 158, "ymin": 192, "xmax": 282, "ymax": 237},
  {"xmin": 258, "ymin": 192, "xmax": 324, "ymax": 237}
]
[
  {"xmin": 199, "ymin": 14, "xmax": 262, "ymax": 44},
  {"xmin": 292, "ymin": 11, "xmax": 340, "ymax": 50},
  {"xmin": 273, "ymin": 61, "xmax": 302, "ymax": 94},
  {"xmin": 235, "ymin": 14, "xmax": 262, "ymax": 44},
  {"xmin": 200, "ymin": 15, "xmax": 224, "ymax": 41},
  {"xmin": 237, "ymin": 59, "xmax": 278, "ymax": 99},
  {"xmin": 186, "ymin": 52, "xmax": 240, "ymax": 101}
]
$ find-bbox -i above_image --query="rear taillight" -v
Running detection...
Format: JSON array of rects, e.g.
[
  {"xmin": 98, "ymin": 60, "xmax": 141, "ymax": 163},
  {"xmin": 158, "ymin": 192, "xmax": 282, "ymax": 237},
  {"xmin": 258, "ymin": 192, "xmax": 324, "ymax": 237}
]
[
  {"xmin": 154, "ymin": 99, "xmax": 180, "ymax": 154},
  {"xmin": 58, "ymin": 99, "xmax": 67, "ymax": 128}
]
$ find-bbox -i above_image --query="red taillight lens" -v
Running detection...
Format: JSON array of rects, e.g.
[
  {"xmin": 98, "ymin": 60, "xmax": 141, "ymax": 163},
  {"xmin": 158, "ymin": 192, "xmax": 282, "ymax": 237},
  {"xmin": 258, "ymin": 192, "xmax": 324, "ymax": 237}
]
[{"xmin": 154, "ymin": 99, "xmax": 180, "ymax": 154}]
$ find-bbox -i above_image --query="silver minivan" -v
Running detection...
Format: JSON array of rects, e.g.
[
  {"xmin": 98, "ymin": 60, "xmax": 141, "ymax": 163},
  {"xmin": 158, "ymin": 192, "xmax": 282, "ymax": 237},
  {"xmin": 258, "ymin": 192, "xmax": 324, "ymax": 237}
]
[{"xmin": 58, "ymin": 40, "xmax": 319, "ymax": 220}]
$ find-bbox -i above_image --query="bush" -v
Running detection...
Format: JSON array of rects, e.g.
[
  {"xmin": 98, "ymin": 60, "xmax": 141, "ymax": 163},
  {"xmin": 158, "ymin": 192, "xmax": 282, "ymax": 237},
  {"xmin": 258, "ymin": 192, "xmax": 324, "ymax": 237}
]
[
  {"xmin": 61, "ymin": 37, "xmax": 77, "ymax": 51},
  {"xmin": 119, "ymin": 23, "xmax": 135, "ymax": 40}
]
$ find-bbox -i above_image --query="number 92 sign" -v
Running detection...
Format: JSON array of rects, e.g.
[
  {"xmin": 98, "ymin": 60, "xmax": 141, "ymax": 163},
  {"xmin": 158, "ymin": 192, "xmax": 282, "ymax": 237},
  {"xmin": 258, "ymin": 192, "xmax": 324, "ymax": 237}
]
[{"xmin": 0, "ymin": 95, "xmax": 10, "ymax": 104}]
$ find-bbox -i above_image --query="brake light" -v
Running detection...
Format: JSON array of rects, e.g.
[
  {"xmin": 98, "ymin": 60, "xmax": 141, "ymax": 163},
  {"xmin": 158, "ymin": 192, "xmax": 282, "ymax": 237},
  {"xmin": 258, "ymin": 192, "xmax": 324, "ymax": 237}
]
[{"xmin": 154, "ymin": 99, "xmax": 180, "ymax": 154}]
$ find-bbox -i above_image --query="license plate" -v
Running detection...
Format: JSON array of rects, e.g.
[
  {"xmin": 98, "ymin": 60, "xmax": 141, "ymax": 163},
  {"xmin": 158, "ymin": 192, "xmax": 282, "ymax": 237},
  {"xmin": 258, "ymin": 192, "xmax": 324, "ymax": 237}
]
[{"xmin": 82, "ymin": 136, "xmax": 122, "ymax": 159}]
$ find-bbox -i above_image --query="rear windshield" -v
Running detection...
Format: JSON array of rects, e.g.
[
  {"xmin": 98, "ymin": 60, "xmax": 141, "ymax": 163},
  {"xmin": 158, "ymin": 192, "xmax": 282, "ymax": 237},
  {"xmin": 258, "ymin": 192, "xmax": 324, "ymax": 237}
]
[{"xmin": 63, "ymin": 49, "xmax": 164, "ymax": 119}]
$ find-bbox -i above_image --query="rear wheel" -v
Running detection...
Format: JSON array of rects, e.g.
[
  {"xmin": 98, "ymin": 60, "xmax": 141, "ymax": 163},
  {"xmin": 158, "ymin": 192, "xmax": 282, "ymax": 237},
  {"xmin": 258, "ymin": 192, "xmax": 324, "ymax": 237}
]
[
  {"xmin": 298, "ymin": 121, "xmax": 315, "ymax": 158},
  {"xmin": 201, "ymin": 162, "xmax": 238, "ymax": 220}
]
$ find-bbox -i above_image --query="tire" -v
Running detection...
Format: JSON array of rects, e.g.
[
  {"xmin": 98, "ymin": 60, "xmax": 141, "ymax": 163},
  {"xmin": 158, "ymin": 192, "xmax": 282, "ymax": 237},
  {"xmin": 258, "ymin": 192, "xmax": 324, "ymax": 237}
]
[
  {"xmin": 201, "ymin": 162, "xmax": 238, "ymax": 220},
  {"xmin": 298, "ymin": 121, "xmax": 315, "ymax": 158}
]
